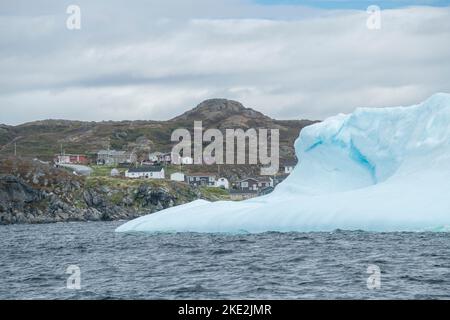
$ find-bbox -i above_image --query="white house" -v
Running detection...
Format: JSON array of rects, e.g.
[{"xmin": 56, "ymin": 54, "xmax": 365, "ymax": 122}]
[
  {"xmin": 215, "ymin": 177, "xmax": 229, "ymax": 189},
  {"xmin": 234, "ymin": 177, "xmax": 273, "ymax": 192},
  {"xmin": 185, "ymin": 173, "xmax": 216, "ymax": 187},
  {"xmin": 125, "ymin": 166, "xmax": 165, "ymax": 179},
  {"xmin": 170, "ymin": 172, "xmax": 185, "ymax": 182}
]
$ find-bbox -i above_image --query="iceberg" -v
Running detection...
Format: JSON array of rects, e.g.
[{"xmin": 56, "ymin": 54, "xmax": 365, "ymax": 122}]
[{"xmin": 116, "ymin": 93, "xmax": 450, "ymax": 233}]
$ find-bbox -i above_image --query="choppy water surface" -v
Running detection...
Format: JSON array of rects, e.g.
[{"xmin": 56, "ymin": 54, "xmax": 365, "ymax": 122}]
[{"xmin": 0, "ymin": 221, "xmax": 448, "ymax": 299}]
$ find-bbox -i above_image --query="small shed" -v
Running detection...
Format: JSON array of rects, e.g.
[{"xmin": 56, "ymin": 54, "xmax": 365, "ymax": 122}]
[
  {"xmin": 110, "ymin": 168, "xmax": 120, "ymax": 177},
  {"xmin": 170, "ymin": 172, "xmax": 185, "ymax": 182},
  {"xmin": 216, "ymin": 177, "xmax": 229, "ymax": 189}
]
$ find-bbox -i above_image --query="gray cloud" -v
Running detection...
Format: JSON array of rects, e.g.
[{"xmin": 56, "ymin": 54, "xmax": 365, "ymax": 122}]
[{"xmin": 0, "ymin": 1, "xmax": 449, "ymax": 124}]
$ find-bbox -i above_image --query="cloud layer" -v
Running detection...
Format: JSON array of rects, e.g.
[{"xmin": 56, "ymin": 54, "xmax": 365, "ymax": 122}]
[{"xmin": 1, "ymin": 1, "xmax": 449, "ymax": 124}]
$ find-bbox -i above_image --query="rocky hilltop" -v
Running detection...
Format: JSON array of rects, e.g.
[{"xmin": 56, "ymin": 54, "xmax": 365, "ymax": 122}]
[{"xmin": 172, "ymin": 99, "xmax": 271, "ymax": 125}]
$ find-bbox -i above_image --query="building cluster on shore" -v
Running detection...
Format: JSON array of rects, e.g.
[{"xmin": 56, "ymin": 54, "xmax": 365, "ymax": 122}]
[{"xmin": 54, "ymin": 149, "xmax": 296, "ymax": 199}]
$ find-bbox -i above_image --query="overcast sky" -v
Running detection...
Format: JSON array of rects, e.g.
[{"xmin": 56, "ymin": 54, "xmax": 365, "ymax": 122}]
[{"xmin": 1, "ymin": 0, "xmax": 450, "ymax": 125}]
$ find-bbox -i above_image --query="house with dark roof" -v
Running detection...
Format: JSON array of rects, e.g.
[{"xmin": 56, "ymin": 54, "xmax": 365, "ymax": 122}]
[
  {"xmin": 234, "ymin": 177, "xmax": 273, "ymax": 192},
  {"xmin": 125, "ymin": 166, "xmax": 165, "ymax": 179},
  {"xmin": 148, "ymin": 152, "xmax": 172, "ymax": 164},
  {"xmin": 97, "ymin": 150, "xmax": 137, "ymax": 165},
  {"xmin": 185, "ymin": 173, "xmax": 216, "ymax": 187}
]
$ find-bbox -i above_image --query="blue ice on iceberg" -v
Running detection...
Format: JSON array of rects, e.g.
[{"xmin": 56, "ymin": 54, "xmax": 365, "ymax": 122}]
[{"xmin": 116, "ymin": 93, "xmax": 450, "ymax": 233}]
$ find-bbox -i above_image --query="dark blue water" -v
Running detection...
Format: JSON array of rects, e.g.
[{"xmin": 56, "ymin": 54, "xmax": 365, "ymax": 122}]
[{"xmin": 0, "ymin": 221, "xmax": 448, "ymax": 299}]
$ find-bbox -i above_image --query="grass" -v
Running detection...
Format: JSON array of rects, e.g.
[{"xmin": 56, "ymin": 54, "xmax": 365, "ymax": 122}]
[
  {"xmin": 110, "ymin": 192, "xmax": 126, "ymax": 205},
  {"xmin": 86, "ymin": 165, "xmax": 231, "ymax": 202},
  {"xmin": 86, "ymin": 176, "xmax": 142, "ymax": 188},
  {"xmin": 199, "ymin": 186, "xmax": 230, "ymax": 200},
  {"xmin": 85, "ymin": 174, "xmax": 181, "ymax": 189},
  {"xmin": 164, "ymin": 164, "xmax": 183, "ymax": 176}
]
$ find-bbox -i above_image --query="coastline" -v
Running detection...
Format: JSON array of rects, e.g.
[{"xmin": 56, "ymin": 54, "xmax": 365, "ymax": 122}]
[{"xmin": 0, "ymin": 158, "xmax": 228, "ymax": 225}]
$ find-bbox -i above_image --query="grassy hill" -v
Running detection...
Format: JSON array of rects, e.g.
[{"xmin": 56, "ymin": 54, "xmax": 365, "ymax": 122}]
[{"xmin": 0, "ymin": 99, "xmax": 317, "ymax": 168}]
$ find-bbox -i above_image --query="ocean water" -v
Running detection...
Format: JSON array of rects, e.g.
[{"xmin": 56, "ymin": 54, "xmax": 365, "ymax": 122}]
[{"xmin": 0, "ymin": 221, "xmax": 448, "ymax": 299}]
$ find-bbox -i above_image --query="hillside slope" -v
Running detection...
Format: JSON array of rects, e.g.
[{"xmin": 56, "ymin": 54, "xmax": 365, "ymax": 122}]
[{"xmin": 0, "ymin": 99, "xmax": 317, "ymax": 164}]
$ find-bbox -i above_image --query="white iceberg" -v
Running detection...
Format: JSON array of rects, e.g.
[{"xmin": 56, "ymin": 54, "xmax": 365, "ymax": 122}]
[{"xmin": 116, "ymin": 93, "xmax": 450, "ymax": 233}]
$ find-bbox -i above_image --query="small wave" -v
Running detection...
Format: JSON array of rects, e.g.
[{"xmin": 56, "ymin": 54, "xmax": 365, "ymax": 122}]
[
  {"xmin": 172, "ymin": 284, "xmax": 212, "ymax": 294},
  {"xmin": 211, "ymin": 249, "xmax": 233, "ymax": 255}
]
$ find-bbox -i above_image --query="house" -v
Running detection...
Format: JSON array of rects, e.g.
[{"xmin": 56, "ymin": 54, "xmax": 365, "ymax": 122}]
[
  {"xmin": 55, "ymin": 154, "xmax": 88, "ymax": 165},
  {"xmin": 110, "ymin": 168, "xmax": 120, "ymax": 177},
  {"xmin": 125, "ymin": 166, "xmax": 165, "ymax": 179},
  {"xmin": 281, "ymin": 161, "xmax": 297, "ymax": 174},
  {"xmin": 235, "ymin": 178, "xmax": 258, "ymax": 191},
  {"xmin": 162, "ymin": 153, "xmax": 172, "ymax": 164},
  {"xmin": 170, "ymin": 172, "xmax": 185, "ymax": 182},
  {"xmin": 97, "ymin": 150, "xmax": 136, "ymax": 165},
  {"xmin": 148, "ymin": 152, "xmax": 172, "ymax": 164},
  {"xmin": 256, "ymin": 176, "xmax": 274, "ymax": 189},
  {"xmin": 185, "ymin": 173, "xmax": 216, "ymax": 187},
  {"xmin": 234, "ymin": 177, "xmax": 273, "ymax": 192},
  {"xmin": 171, "ymin": 153, "xmax": 194, "ymax": 165},
  {"xmin": 148, "ymin": 152, "xmax": 164, "ymax": 163},
  {"xmin": 215, "ymin": 177, "xmax": 229, "ymax": 189}
]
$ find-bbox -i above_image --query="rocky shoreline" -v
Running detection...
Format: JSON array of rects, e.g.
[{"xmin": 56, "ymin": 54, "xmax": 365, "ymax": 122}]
[
  {"xmin": 0, "ymin": 174, "xmax": 192, "ymax": 224},
  {"xmin": 0, "ymin": 158, "xmax": 226, "ymax": 225}
]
